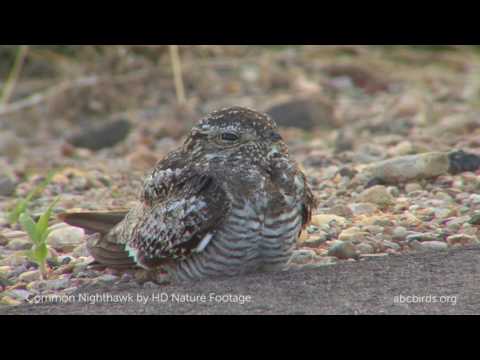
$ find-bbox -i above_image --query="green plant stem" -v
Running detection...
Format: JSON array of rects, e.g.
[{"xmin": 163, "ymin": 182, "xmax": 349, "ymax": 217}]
[{"xmin": 1, "ymin": 45, "xmax": 29, "ymax": 105}]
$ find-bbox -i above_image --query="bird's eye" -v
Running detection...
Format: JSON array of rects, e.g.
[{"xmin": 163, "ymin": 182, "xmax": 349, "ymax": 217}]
[{"xmin": 220, "ymin": 133, "xmax": 239, "ymax": 141}]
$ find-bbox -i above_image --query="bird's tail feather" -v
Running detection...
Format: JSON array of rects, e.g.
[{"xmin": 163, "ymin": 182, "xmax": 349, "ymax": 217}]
[
  {"xmin": 58, "ymin": 210, "xmax": 127, "ymax": 234},
  {"xmin": 58, "ymin": 210, "xmax": 137, "ymax": 269}
]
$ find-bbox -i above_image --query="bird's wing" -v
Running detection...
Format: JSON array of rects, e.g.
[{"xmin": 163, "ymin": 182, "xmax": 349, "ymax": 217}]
[{"xmin": 127, "ymin": 167, "xmax": 231, "ymax": 269}]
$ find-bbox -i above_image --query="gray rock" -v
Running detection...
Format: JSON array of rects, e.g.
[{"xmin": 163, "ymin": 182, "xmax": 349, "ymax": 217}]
[
  {"xmin": 44, "ymin": 278, "xmax": 71, "ymax": 290},
  {"xmin": 356, "ymin": 243, "xmax": 375, "ymax": 255},
  {"xmin": 446, "ymin": 234, "xmax": 479, "ymax": 246},
  {"xmin": 289, "ymin": 249, "xmax": 317, "ymax": 264},
  {"xmin": 327, "ymin": 241, "xmax": 359, "ymax": 260},
  {"xmin": 95, "ymin": 274, "xmax": 119, "ymax": 284},
  {"xmin": 392, "ymin": 226, "xmax": 408, "ymax": 240},
  {"xmin": 383, "ymin": 240, "xmax": 401, "ymax": 251},
  {"xmin": 266, "ymin": 98, "xmax": 337, "ymax": 130},
  {"xmin": 18, "ymin": 270, "xmax": 41, "ymax": 283},
  {"xmin": 47, "ymin": 226, "xmax": 85, "ymax": 252},
  {"xmin": 8, "ymin": 289, "xmax": 33, "ymax": 301},
  {"xmin": 348, "ymin": 202, "xmax": 379, "ymax": 216},
  {"xmin": 420, "ymin": 241, "xmax": 448, "ymax": 251},
  {"xmin": 72, "ymin": 243, "xmax": 90, "ymax": 257},
  {"xmin": 6, "ymin": 238, "xmax": 32, "ymax": 251},
  {"xmin": 0, "ymin": 176, "xmax": 16, "ymax": 196},
  {"xmin": 357, "ymin": 186, "xmax": 394, "ymax": 208},
  {"xmin": 406, "ymin": 232, "xmax": 436, "ymax": 243}
]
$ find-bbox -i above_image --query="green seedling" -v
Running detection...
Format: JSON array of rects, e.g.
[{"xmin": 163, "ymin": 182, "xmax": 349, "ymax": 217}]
[
  {"xmin": 8, "ymin": 171, "xmax": 55, "ymax": 225},
  {"xmin": 18, "ymin": 197, "xmax": 60, "ymax": 280}
]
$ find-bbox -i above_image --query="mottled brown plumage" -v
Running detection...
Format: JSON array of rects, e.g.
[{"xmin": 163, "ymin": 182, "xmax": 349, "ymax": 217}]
[{"xmin": 60, "ymin": 107, "xmax": 317, "ymax": 281}]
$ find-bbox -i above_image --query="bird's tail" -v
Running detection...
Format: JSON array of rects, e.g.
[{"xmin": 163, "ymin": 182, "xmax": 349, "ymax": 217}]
[
  {"xmin": 58, "ymin": 210, "xmax": 138, "ymax": 269},
  {"xmin": 58, "ymin": 210, "xmax": 127, "ymax": 234}
]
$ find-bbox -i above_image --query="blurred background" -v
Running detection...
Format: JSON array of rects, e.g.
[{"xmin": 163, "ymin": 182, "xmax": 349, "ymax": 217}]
[{"xmin": 1, "ymin": 45, "xmax": 480, "ymax": 208}]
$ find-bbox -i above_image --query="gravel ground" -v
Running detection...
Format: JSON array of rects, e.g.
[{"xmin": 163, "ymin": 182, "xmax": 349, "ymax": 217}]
[{"xmin": 3, "ymin": 246, "xmax": 480, "ymax": 315}]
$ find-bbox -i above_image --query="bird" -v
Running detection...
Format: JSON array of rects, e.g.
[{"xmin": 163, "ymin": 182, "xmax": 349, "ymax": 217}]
[{"xmin": 60, "ymin": 106, "xmax": 317, "ymax": 282}]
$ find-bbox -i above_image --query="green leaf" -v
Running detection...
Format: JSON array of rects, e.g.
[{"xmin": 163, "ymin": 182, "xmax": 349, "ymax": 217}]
[
  {"xmin": 8, "ymin": 199, "xmax": 28, "ymax": 224},
  {"xmin": 19, "ymin": 212, "xmax": 38, "ymax": 244},
  {"xmin": 36, "ymin": 197, "xmax": 60, "ymax": 243},
  {"xmin": 33, "ymin": 243, "xmax": 48, "ymax": 264}
]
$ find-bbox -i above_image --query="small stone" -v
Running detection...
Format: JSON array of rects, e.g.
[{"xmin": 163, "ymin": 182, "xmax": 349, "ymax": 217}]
[
  {"xmin": 289, "ymin": 249, "xmax": 317, "ymax": 264},
  {"xmin": 143, "ymin": 281, "xmax": 158, "ymax": 289},
  {"xmin": 68, "ymin": 118, "xmax": 131, "ymax": 151},
  {"xmin": 95, "ymin": 274, "xmax": 119, "ymax": 284},
  {"xmin": 44, "ymin": 278, "xmax": 71, "ymax": 290},
  {"xmin": 446, "ymin": 234, "xmax": 479, "ymax": 246},
  {"xmin": 389, "ymin": 141, "xmax": 415, "ymax": 157},
  {"xmin": 0, "ymin": 295, "xmax": 21, "ymax": 306},
  {"xmin": 348, "ymin": 202, "xmax": 379, "ymax": 216},
  {"xmin": 6, "ymin": 237, "xmax": 32, "ymax": 251},
  {"xmin": 72, "ymin": 243, "xmax": 90, "ymax": 257},
  {"xmin": 469, "ymin": 194, "xmax": 480, "ymax": 205},
  {"xmin": 311, "ymin": 214, "xmax": 347, "ymax": 227},
  {"xmin": 356, "ymin": 243, "xmax": 375, "ymax": 254},
  {"xmin": 434, "ymin": 208, "xmax": 455, "ymax": 219},
  {"xmin": 405, "ymin": 183, "xmax": 423, "ymax": 193},
  {"xmin": 8, "ymin": 289, "xmax": 33, "ymax": 301},
  {"xmin": 357, "ymin": 185, "xmax": 394, "ymax": 208},
  {"xmin": 47, "ymin": 226, "xmax": 85, "ymax": 252},
  {"xmin": 18, "ymin": 270, "xmax": 41, "ymax": 283},
  {"xmin": 302, "ymin": 233, "xmax": 329, "ymax": 248},
  {"xmin": 446, "ymin": 216, "xmax": 470, "ymax": 231},
  {"xmin": 469, "ymin": 213, "xmax": 480, "ymax": 225},
  {"xmin": 327, "ymin": 241, "xmax": 359, "ymax": 260},
  {"xmin": 406, "ymin": 232, "xmax": 436, "ymax": 242},
  {"xmin": 420, "ymin": 241, "xmax": 448, "ymax": 251},
  {"xmin": 362, "ymin": 225, "xmax": 384, "ymax": 235},
  {"xmin": 0, "ymin": 253, "xmax": 28, "ymax": 267},
  {"xmin": 0, "ymin": 176, "xmax": 16, "ymax": 196},
  {"xmin": 338, "ymin": 227, "xmax": 368, "ymax": 243},
  {"xmin": 392, "ymin": 226, "xmax": 408, "ymax": 240},
  {"xmin": 383, "ymin": 240, "xmax": 401, "ymax": 251}
]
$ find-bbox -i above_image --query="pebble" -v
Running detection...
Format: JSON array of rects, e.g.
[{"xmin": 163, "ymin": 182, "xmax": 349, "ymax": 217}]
[
  {"xmin": 311, "ymin": 214, "xmax": 347, "ymax": 227},
  {"xmin": 289, "ymin": 249, "xmax": 318, "ymax": 264},
  {"xmin": 392, "ymin": 226, "xmax": 408, "ymax": 240},
  {"xmin": 356, "ymin": 242, "xmax": 375, "ymax": 254},
  {"xmin": 357, "ymin": 185, "xmax": 394, "ymax": 208},
  {"xmin": 0, "ymin": 176, "xmax": 16, "ymax": 196},
  {"xmin": 469, "ymin": 213, "xmax": 480, "ymax": 225},
  {"xmin": 469, "ymin": 194, "xmax": 480, "ymax": 205},
  {"xmin": 72, "ymin": 243, "xmax": 90, "ymax": 257},
  {"xmin": 348, "ymin": 202, "xmax": 378, "ymax": 216},
  {"xmin": 47, "ymin": 226, "xmax": 85, "ymax": 252},
  {"xmin": 327, "ymin": 241, "xmax": 359, "ymax": 259},
  {"xmin": 8, "ymin": 289, "xmax": 33, "ymax": 301},
  {"xmin": 95, "ymin": 274, "xmax": 119, "ymax": 284},
  {"xmin": 446, "ymin": 216, "xmax": 470, "ymax": 231},
  {"xmin": 301, "ymin": 233, "xmax": 329, "ymax": 247},
  {"xmin": 434, "ymin": 208, "xmax": 455, "ymax": 219},
  {"xmin": 6, "ymin": 238, "xmax": 32, "ymax": 251},
  {"xmin": 419, "ymin": 241, "xmax": 449, "ymax": 251},
  {"xmin": 18, "ymin": 270, "xmax": 41, "ymax": 282},
  {"xmin": 446, "ymin": 234, "xmax": 479, "ymax": 246},
  {"xmin": 405, "ymin": 183, "xmax": 423, "ymax": 193},
  {"xmin": 338, "ymin": 227, "xmax": 368, "ymax": 243},
  {"xmin": 383, "ymin": 240, "xmax": 401, "ymax": 251},
  {"xmin": 406, "ymin": 232, "xmax": 436, "ymax": 243}
]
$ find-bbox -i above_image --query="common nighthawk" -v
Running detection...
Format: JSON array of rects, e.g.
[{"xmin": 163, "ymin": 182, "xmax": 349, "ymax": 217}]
[{"xmin": 61, "ymin": 107, "xmax": 317, "ymax": 281}]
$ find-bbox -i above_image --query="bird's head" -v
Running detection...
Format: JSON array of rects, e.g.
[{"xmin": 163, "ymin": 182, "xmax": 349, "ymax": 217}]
[{"xmin": 183, "ymin": 107, "xmax": 288, "ymax": 166}]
